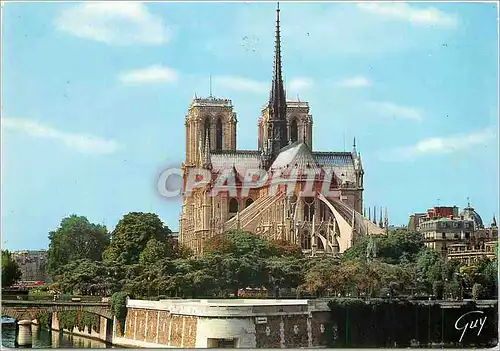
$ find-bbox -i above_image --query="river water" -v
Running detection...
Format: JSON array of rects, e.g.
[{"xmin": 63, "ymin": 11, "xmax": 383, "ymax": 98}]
[{"xmin": 1, "ymin": 320, "xmax": 112, "ymax": 348}]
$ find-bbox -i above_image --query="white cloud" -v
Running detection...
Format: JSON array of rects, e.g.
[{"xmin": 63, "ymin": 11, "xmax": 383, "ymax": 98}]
[
  {"xmin": 288, "ymin": 78, "xmax": 313, "ymax": 93},
  {"xmin": 54, "ymin": 2, "xmax": 170, "ymax": 45},
  {"xmin": 373, "ymin": 102, "xmax": 423, "ymax": 122},
  {"xmin": 337, "ymin": 76, "xmax": 371, "ymax": 88},
  {"xmin": 214, "ymin": 76, "xmax": 268, "ymax": 94},
  {"xmin": 385, "ymin": 128, "xmax": 496, "ymax": 161},
  {"xmin": 357, "ymin": 3, "xmax": 458, "ymax": 28},
  {"xmin": 118, "ymin": 65, "xmax": 179, "ymax": 84},
  {"xmin": 2, "ymin": 118, "xmax": 120, "ymax": 154}
]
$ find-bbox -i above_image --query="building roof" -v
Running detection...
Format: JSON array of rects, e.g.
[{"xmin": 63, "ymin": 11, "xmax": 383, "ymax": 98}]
[
  {"xmin": 211, "ymin": 150, "xmax": 261, "ymax": 175},
  {"xmin": 210, "ymin": 143, "xmax": 356, "ymax": 183},
  {"xmin": 460, "ymin": 206, "xmax": 484, "ymax": 229}
]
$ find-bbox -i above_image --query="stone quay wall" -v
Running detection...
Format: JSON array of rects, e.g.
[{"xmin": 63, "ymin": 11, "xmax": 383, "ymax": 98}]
[{"xmin": 114, "ymin": 299, "xmax": 331, "ymax": 348}]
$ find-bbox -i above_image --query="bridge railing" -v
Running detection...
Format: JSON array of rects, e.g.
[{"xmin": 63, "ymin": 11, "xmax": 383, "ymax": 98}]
[{"xmin": 2, "ymin": 294, "xmax": 105, "ymax": 302}]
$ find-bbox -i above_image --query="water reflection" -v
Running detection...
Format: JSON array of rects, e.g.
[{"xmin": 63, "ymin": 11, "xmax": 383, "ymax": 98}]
[{"xmin": 1, "ymin": 323, "xmax": 112, "ymax": 348}]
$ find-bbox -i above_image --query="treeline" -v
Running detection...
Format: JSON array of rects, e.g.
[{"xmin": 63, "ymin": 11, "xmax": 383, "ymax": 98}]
[{"xmin": 37, "ymin": 212, "xmax": 498, "ymax": 300}]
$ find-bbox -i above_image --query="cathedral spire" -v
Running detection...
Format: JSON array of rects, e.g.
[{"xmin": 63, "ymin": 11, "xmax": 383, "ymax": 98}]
[
  {"xmin": 203, "ymin": 128, "xmax": 212, "ymax": 170},
  {"xmin": 267, "ymin": 1, "xmax": 288, "ymax": 155}
]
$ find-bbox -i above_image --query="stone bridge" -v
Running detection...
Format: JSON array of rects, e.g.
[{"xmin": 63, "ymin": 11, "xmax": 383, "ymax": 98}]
[{"xmin": 1, "ymin": 300, "xmax": 113, "ymax": 321}]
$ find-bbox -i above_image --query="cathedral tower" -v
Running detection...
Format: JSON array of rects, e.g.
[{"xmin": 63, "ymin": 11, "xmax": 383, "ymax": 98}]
[{"xmin": 184, "ymin": 97, "xmax": 237, "ymax": 167}]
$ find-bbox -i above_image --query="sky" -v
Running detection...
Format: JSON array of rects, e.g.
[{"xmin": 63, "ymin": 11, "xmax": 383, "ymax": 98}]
[{"xmin": 1, "ymin": 1, "xmax": 498, "ymax": 251}]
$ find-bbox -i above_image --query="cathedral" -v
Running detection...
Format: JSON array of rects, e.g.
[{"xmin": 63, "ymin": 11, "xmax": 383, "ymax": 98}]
[{"xmin": 179, "ymin": 5, "xmax": 387, "ymax": 256}]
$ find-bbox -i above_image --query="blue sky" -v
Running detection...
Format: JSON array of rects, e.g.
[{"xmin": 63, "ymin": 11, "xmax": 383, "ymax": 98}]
[{"xmin": 1, "ymin": 1, "xmax": 498, "ymax": 251}]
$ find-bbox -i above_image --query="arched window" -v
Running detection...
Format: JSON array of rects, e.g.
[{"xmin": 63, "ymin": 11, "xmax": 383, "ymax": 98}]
[
  {"xmin": 229, "ymin": 198, "xmax": 239, "ymax": 214},
  {"xmin": 301, "ymin": 230, "xmax": 311, "ymax": 250},
  {"xmin": 216, "ymin": 118, "xmax": 223, "ymax": 150},
  {"xmin": 303, "ymin": 197, "xmax": 315, "ymax": 221},
  {"xmin": 291, "ymin": 119, "xmax": 298, "ymax": 143},
  {"xmin": 204, "ymin": 118, "xmax": 211, "ymax": 139},
  {"xmin": 245, "ymin": 198, "xmax": 254, "ymax": 208}
]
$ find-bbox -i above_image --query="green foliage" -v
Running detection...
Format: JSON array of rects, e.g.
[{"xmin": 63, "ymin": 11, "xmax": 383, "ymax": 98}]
[
  {"xmin": 472, "ymin": 283, "xmax": 485, "ymax": 300},
  {"xmin": 343, "ymin": 228, "xmax": 424, "ymax": 264},
  {"xmin": 1, "ymin": 250, "xmax": 21, "ymax": 288},
  {"xmin": 432, "ymin": 281, "xmax": 444, "ymax": 299},
  {"xmin": 103, "ymin": 212, "xmax": 173, "ymax": 265},
  {"xmin": 111, "ymin": 291, "xmax": 129, "ymax": 333},
  {"xmin": 58, "ymin": 311, "xmax": 100, "ymax": 332},
  {"xmin": 37, "ymin": 313, "xmax": 51, "ymax": 329},
  {"xmin": 139, "ymin": 238, "xmax": 171, "ymax": 265},
  {"xmin": 47, "ymin": 215, "xmax": 110, "ymax": 276},
  {"xmin": 52, "ymin": 259, "xmax": 120, "ymax": 295},
  {"xmin": 42, "ymin": 211, "xmax": 497, "ymax": 302}
]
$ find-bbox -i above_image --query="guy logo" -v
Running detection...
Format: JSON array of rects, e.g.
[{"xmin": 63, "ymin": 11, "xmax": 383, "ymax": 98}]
[{"xmin": 454, "ymin": 310, "xmax": 487, "ymax": 343}]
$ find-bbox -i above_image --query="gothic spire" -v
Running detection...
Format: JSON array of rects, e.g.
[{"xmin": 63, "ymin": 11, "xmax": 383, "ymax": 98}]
[
  {"xmin": 203, "ymin": 128, "xmax": 212, "ymax": 170},
  {"xmin": 267, "ymin": 2, "xmax": 288, "ymax": 154},
  {"xmin": 269, "ymin": 2, "xmax": 286, "ymax": 114}
]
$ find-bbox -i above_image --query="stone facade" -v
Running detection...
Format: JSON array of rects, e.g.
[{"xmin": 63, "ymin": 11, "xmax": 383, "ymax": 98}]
[
  {"xmin": 115, "ymin": 299, "xmax": 332, "ymax": 348},
  {"xmin": 10, "ymin": 250, "xmax": 48, "ymax": 283},
  {"xmin": 177, "ymin": 6, "xmax": 387, "ymax": 257},
  {"xmin": 410, "ymin": 205, "xmax": 498, "ymax": 262}
]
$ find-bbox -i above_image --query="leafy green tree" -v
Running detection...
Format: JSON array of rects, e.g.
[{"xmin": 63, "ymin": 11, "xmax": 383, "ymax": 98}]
[
  {"xmin": 2, "ymin": 250, "xmax": 21, "ymax": 287},
  {"xmin": 343, "ymin": 228, "xmax": 424, "ymax": 264},
  {"xmin": 53, "ymin": 259, "xmax": 120, "ymax": 295},
  {"xmin": 47, "ymin": 215, "xmax": 110, "ymax": 276},
  {"xmin": 432, "ymin": 280, "xmax": 444, "ymax": 299},
  {"xmin": 139, "ymin": 238, "xmax": 172, "ymax": 265},
  {"xmin": 103, "ymin": 212, "xmax": 173, "ymax": 265},
  {"xmin": 472, "ymin": 283, "xmax": 485, "ymax": 300}
]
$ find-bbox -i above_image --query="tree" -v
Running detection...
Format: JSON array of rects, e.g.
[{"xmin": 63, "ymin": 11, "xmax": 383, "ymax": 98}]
[
  {"xmin": 2, "ymin": 250, "xmax": 21, "ymax": 288},
  {"xmin": 472, "ymin": 283, "xmax": 485, "ymax": 300},
  {"xmin": 103, "ymin": 212, "xmax": 173, "ymax": 265},
  {"xmin": 47, "ymin": 215, "xmax": 110, "ymax": 276},
  {"xmin": 432, "ymin": 281, "xmax": 444, "ymax": 299},
  {"xmin": 139, "ymin": 239, "xmax": 171, "ymax": 266},
  {"xmin": 53, "ymin": 259, "xmax": 120, "ymax": 296},
  {"xmin": 342, "ymin": 228, "xmax": 424, "ymax": 264}
]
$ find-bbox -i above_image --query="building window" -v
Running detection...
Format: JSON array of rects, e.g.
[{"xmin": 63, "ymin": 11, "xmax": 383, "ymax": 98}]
[
  {"xmin": 303, "ymin": 197, "xmax": 315, "ymax": 221},
  {"xmin": 291, "ymin": 119, "xmax": 298, "ymax": 143},
  {"xmin": 465, "ymin": 232, "xmax": 470, "ymax": 240},
  {"xmin": 216, "ymin": 118, "xmax": 223, "ymax": 150},
  {"xmin": 245, "ymin": 198, "xmax": 254, "ymax": 208},
  {"xmin": 301, "ymin": 230, "xmax": 311, "ymax": 250},
  {"xmin": 229, "ymin": 198, "xmax": 239, "ymax": 214},
  {"xmin": 441, "ymin": 233, "xmax": 446, "ymax": 239},
  {"xmin": 204, "ymin": 118, "xmax": 211, "ymax": 140}
]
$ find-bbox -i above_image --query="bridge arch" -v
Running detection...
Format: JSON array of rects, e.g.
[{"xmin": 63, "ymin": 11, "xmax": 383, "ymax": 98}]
[{"xmin": 1, "ymin": 302, "xmax": 113, "ymax": 322}]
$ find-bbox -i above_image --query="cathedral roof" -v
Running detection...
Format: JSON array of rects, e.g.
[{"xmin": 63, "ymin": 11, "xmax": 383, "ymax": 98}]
[
  {"xmin": 313, "ymin": 152, "xmax": 357, "ymax": 184},
  {"xmin": 211, "ymin": 150, "xmax": 261, "ymax": 175},
  {"xmin": 270, "ymin": 142, "xmax": 321, "ymax": 175},
  {"xmin": 209, "ymin": 143, "xmax": 357, "ymax": 184}
]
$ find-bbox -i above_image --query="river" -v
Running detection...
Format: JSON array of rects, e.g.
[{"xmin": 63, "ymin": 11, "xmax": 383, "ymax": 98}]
[{"xmin": 1, "ymin": 320, "xmax": 112, "ymax": 348}]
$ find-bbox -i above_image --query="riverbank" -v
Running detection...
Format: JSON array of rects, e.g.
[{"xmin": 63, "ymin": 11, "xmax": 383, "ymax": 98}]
[{"xmin": 1, "ymin": 324, "xmax": 112, "ymax": 348}]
